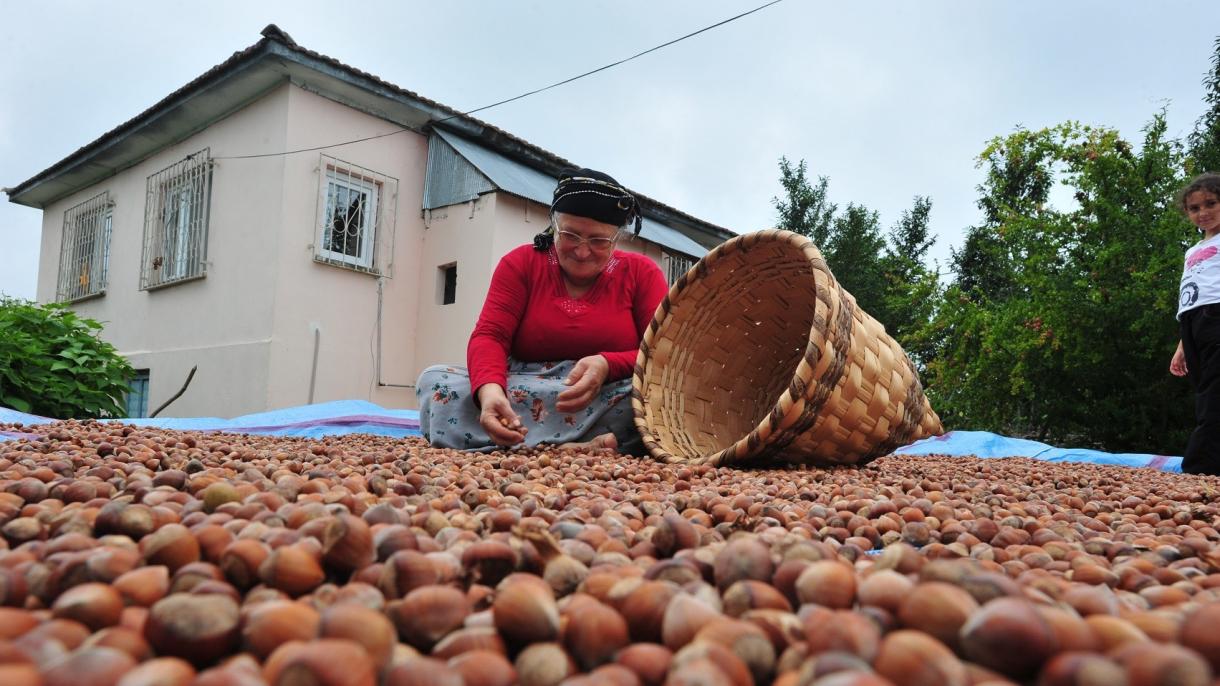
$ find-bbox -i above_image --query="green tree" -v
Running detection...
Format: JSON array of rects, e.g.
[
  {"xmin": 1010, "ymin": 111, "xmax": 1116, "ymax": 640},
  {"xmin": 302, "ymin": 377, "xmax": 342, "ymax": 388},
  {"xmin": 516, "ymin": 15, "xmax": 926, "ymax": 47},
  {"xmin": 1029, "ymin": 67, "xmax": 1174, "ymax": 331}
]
[
  {"xmin": 0, "ymin": 298, "xmax": 135, "ymax": 418},
  {"xmin": 826, "ymin": 203, "xmax": 888, "ymax": 321},
  {"xmin": 879, "ymin": 197, "xmax": 941, "ymax": 366},
  {"xmin": 771, "ymin": 159, "xmax": 940, "ymax": 355},
  {"xmin": 924, "ymin": 116, "xmax": 1192, "ymax": 451},
  {"xmin": 773, "ymin": 157, "xmax": 836, "ymax": 246},
  {"xmin": 1189, "ymin": 36, "xmax": 1220, "ymax": 173}
]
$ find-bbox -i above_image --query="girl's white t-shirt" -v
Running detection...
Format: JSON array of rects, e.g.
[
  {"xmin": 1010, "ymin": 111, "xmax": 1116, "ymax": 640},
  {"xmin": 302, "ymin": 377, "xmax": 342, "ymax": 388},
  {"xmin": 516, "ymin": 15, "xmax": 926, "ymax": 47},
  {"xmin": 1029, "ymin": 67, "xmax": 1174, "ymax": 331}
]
[{"xmin": 1179, "ymin": 233, "xmax": 1220, "ymax": 319}]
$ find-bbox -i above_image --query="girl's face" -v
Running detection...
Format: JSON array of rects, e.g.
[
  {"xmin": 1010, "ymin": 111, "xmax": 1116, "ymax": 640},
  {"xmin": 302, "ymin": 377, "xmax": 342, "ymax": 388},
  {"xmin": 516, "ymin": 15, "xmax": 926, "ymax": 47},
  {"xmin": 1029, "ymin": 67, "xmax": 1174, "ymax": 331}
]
[{"xmin": 1186, "ymin": 190, "xmax": 1220, "ymax": 238}]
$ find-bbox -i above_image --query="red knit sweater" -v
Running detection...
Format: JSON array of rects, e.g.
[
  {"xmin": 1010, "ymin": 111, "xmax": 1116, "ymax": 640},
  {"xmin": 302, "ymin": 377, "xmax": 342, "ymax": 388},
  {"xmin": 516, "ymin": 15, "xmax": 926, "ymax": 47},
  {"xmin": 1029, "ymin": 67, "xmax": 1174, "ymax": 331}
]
[{"xmin": 467, "ymin": 245, "xmax": 668, "ymax": 393}]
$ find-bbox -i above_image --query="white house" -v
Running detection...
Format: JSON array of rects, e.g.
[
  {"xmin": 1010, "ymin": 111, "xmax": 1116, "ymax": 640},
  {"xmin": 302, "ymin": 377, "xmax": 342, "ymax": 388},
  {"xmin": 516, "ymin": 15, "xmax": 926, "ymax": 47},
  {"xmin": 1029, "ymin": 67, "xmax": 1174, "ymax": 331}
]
[{"xmin": 5, "ymin": 25, "xmax": 734, "ymax": 419}]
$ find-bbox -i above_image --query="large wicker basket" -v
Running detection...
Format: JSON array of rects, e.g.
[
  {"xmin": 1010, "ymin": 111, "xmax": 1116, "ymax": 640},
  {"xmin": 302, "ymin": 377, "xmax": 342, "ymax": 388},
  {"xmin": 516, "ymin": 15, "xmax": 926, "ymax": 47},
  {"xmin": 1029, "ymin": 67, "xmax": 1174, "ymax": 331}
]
[{"xmin": 631, "ymin": 229, "xmax": 942, "ymax": 467}]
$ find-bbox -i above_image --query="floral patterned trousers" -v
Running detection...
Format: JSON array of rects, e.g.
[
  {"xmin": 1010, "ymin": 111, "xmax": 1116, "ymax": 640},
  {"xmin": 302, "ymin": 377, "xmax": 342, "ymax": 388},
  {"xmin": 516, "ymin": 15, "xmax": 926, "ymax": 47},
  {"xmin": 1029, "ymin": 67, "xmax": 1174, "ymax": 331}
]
[{"xmin": 415, "ymin": 359, "xmax": 642, "ymax": 454}]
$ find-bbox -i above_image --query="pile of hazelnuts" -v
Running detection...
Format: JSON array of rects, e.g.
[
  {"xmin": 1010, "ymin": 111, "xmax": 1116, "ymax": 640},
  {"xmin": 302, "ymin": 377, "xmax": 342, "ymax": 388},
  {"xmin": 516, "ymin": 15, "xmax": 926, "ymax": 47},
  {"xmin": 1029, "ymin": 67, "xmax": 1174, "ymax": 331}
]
[{"xmin": 1, "ymin": 419, "xmax": 1219, "ymax": 686}]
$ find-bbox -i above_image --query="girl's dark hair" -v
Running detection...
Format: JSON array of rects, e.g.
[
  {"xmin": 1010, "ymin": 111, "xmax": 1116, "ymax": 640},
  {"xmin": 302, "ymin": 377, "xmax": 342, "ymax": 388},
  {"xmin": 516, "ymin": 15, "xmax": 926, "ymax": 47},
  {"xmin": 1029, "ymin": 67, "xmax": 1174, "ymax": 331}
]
[{"xmin": 1179, "ymin": 172, "xmax": 1220, "ymax": 212}]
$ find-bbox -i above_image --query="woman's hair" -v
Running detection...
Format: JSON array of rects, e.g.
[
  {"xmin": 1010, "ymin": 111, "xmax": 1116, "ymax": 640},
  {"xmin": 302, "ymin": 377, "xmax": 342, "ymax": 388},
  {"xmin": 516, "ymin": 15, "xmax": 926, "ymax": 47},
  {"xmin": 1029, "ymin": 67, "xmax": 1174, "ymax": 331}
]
[{"xmin": 1178, "ymin": 172, "xmax": 1220, "ymax": 212}]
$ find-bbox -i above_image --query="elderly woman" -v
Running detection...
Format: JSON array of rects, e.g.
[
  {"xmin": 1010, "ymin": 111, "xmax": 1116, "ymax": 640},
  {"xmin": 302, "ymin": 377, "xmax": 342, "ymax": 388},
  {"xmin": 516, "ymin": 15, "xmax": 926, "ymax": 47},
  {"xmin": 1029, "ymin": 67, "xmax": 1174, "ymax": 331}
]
[{"xmin": 416, "ymin": 168, "xmax": 668, "ymax": 454}]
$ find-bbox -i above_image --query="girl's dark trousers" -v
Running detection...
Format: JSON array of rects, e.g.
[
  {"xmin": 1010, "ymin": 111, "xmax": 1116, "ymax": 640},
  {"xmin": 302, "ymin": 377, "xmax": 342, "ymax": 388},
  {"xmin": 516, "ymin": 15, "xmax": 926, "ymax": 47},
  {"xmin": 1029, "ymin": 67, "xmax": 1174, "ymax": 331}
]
[{"xmin": 1182, "ymin": 303, "xmax": 1220, "ymax": 475}]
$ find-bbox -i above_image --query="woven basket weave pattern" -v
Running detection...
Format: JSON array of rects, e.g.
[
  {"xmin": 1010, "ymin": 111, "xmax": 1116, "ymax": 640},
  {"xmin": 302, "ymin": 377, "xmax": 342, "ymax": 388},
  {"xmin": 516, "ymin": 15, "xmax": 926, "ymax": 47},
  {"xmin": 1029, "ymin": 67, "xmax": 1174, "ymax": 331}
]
[{"xmin": 631, "ymin": 229, "xmax": 942, "ymax": 467}]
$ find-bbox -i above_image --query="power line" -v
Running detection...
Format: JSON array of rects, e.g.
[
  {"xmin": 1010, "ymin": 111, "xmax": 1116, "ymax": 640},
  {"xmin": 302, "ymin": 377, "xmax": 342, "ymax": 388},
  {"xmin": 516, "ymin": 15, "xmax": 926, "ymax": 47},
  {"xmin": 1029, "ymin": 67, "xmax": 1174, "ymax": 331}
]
[
  {"xmin": 215, "ymin": 0, "xmax": 785, "ymax": 161},
  {"xmin": 442, "ymin": 0, "xmax": 785, "ymax": 121}
]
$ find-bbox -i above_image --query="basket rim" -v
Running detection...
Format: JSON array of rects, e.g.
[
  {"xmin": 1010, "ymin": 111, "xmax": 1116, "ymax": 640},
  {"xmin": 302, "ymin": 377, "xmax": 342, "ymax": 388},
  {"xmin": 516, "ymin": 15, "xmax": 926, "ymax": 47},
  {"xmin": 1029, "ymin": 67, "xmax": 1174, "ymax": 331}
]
[{"xmin": 631, "ymin": 228, "xmax": 847, "ymax": 466}]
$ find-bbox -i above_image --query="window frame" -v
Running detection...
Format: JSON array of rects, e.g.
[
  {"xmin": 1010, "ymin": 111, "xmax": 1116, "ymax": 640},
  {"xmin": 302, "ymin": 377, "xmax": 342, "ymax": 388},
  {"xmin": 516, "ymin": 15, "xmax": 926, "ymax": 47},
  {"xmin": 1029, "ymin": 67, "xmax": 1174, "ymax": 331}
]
[
  {"xmin": 125, "ymin": 370, "xmax": 151, "ymax": 419},
  {"xmin": 56, "ymin": 192, "xmax": 113, "ymax": 303},
  {"xmin": 438, "ymin": 262, "xmax": 457, "ymax": 305},
  {"xmin": 141, "ymin": 149, "xmax": 213, "ymax": 290},
  {"xmin": 317, "ymin": 164, "xmax": 381, "ymax": 272}
]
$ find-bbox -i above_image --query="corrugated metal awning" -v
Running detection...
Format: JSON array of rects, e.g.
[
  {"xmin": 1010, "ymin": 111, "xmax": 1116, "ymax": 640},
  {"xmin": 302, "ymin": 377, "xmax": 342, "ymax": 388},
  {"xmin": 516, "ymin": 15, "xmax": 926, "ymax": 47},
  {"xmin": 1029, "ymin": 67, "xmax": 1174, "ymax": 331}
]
[
  {"xmin": 637, "ymin": 218, "xmax": 708, "ymax": 260},
  {"xmin": 434, "ymin": 129, "xmax": 552, "ymax": 205},
  {"xmin": 431, "ymin": 129, "xmax": 706, "ymax": 259}
]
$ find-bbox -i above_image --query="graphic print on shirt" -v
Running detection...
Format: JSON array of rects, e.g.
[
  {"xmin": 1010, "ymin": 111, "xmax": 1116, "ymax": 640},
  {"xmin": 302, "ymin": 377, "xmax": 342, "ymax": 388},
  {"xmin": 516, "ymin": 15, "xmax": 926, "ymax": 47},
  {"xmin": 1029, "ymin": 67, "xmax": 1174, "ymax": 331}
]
[
  {"xmin": 1183, "ymin": 282, "xmax": 1200, "ymax": 309},
  {"xmin": 1182, "ymin": 244, "xmax": 1220, "ymax": 311},
  {"xmin": 1187, "ymin": 245, "xmax": 1219, "ymax": 270}
]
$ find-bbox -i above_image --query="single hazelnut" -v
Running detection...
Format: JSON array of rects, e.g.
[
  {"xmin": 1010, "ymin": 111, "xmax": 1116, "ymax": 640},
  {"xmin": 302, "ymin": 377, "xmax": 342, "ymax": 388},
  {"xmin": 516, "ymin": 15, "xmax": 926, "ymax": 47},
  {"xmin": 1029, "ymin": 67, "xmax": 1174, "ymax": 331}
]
[
  {"xmin": 564, "ymin": 597, "xmax": 629, "ymax": 670},
  {"xmin": 712, "ymin": 538, "xmax": 774, "ymax": 591},
  {"xmin": 431, "ymin": 625, "xmax": 507, "ymax": 659},
  {"xmin": 262, "ymin": 638, "xmax": 377, "ymax": 686},
  {"xmin": 619, "ymin": 580, "xmax": 679, "ymax": 644},
  {"xmin": 794, "ymin": 560, "xmax": 856, "ymax": 610},
  {"xmin": 873, "ymin": 630, "xmax": 967, "ymax": 686},
  {"xmin": 388, "ymin": 585, "xmax": 471, "ymax": 652},
  {"xmin": 319, "ymin": 603, "xmax": 396, "ymax": 670},
  {"xmin": 722, "ymin": 580, "xmax": 792, "ymax": 617},
  {"xmin": 895, "ymin": 581, "xmax": 979, "ymax": 651},
  {"xmin": 695, "ymin": 618, "xmax": 776, "ymax": 686},
  {"xmin": 448, "ymin": 649, "xmax": 516, "ymax": 686},
  {"xmin": 144, "ymin": 593, "xmax": 240, "ymax": 667},
  {"xmin": 112, "ymin": 566, "xmax": 170, "ymax": 608},
  {"xmin": 384, "ymin": 656, "xmax": 463, "ymax": 686},
  {"xmin": 81, "ymin": 626, "xmax": 153, "ymax": 661},
  {"xmin": 514, "ymin": 642, "xmax": 577, "ymax": 686},
  {"xmin": 139, "ymin": 524, "xmax": 200, "ymax": 573},
  {"xmin": 258, "ymin": 543, "xmax": 325, "ymax": 597},
  {"xmin": 615, "ymin": 642, "xmax": 673, "ymax": 686},
  {"xmin": 959, "ymin": 597, "xmax": 1057, "ymax": 679},
  {"xmin": 492, "ymin": 576, "xmax": 560, "ymax": 646},
  {"xmin": 670, "ymin": 640, "xmax": 753, "ymax": 686},
  {"xmin": 41, "ymin": 646, "xmax": 136, "ymax": 686},
  {"xmin": 661, "ymin": 592, "xmax": 721, "ymax": 652},
  {"xmin": 241, "ymin": 600, "xmax": 320, "ymax": 660}
]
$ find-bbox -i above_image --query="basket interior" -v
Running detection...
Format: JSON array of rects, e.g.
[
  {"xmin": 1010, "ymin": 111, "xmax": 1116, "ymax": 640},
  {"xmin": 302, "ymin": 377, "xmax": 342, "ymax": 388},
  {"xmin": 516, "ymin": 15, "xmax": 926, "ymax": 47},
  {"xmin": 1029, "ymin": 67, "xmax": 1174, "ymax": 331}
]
[{"xmin": 643, "ymin": 240, "xmax": 824, "ymax": 459}]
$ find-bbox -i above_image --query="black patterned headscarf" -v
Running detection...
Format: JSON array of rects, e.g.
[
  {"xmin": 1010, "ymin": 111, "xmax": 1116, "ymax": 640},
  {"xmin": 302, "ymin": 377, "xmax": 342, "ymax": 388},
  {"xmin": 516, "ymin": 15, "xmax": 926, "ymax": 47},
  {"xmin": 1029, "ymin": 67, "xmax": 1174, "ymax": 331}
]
[{"xmin": 534, "ymin": 168, "xmax": 643, "ymax": 250}]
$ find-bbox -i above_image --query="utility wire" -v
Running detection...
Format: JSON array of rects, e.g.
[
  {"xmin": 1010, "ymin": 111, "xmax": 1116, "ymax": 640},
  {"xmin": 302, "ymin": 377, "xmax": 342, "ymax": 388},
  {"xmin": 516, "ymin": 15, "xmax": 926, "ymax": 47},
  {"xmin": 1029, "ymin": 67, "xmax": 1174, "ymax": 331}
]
[
  {"xmin": 215, "ymin": 0, "xmax": 784, "ymax": 161},
  {"xmin": 440, "ymin": 0, "xmax": 784, "ymax": 121}
]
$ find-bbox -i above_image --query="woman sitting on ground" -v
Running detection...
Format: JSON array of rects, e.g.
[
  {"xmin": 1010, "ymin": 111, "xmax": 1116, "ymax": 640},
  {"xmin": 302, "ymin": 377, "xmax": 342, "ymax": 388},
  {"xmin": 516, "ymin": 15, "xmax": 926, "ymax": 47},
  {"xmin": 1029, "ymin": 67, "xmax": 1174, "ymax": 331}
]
[{"xmin": 416, "ymin": 168, "xmax": 668, "ymax": 454}]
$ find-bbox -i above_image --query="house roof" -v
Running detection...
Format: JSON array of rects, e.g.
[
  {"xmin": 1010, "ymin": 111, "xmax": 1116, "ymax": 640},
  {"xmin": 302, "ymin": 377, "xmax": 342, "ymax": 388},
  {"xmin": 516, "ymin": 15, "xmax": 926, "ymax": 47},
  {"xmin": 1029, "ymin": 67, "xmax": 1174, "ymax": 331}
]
[
  {"xmin": 6, "ymin": 25, "xmax": 735, "ymax": 247},
  {"xmin": 432, "ymin": 129, "xmax": 708, "ymax": 258}
]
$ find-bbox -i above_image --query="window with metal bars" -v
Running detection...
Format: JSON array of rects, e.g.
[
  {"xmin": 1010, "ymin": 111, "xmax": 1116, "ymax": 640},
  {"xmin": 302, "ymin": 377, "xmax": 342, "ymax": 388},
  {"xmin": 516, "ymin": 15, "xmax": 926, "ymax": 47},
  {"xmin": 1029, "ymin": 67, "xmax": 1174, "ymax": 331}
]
[
  {"xmin": 315, "ymin": 157, "xmax": 393, "ymax": 273},
  {"xmin": 141, "ymin": 149, "xmax": 212, "ymax": 290},
  {"xmin": 664, "ymin": 252, "xmax": 695, "ymax": 287},
  {"xmin": 56, "ymin": 192, "xmax": 113, "ymax": 302}
]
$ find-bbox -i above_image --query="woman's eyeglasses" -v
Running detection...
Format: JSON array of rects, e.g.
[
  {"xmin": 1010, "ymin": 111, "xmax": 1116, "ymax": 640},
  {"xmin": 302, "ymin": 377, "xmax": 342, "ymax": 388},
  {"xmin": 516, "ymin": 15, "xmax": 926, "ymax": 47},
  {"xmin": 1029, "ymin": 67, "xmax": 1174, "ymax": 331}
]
[{"xmin": 556, "ymin": 230, "xmax": 617, "ymax": 252}]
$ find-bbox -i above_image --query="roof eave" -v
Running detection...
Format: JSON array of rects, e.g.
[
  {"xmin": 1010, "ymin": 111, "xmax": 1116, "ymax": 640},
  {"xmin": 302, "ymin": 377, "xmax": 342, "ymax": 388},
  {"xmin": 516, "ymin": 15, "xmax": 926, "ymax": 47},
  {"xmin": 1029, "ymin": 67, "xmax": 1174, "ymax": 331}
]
[{"xmin": 7, "ymin": 26, "xmax": 737, "ymax": 242}]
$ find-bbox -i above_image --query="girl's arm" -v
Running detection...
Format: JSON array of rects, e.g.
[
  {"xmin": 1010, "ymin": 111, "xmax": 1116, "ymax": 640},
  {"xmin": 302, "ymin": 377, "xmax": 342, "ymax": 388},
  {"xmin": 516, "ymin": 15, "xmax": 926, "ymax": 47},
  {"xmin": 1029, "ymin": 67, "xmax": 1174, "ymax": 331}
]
[{"xmin": 1171, "ymin": 340, "xmax": 1188, "ymax": 377}]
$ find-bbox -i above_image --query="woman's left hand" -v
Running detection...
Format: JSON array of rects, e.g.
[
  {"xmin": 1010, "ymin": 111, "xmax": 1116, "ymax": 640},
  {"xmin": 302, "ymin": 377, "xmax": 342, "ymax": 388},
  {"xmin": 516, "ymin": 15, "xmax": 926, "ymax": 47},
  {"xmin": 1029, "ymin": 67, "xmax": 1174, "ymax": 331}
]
[{"xmin": 556, "ymin": 355, "xmax": 610, "ymax": 413}]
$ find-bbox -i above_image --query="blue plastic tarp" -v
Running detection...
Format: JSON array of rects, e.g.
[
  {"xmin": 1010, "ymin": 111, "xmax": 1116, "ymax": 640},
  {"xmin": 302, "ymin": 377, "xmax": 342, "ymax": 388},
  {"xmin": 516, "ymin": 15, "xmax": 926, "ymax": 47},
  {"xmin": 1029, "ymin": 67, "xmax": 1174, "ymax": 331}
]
[
  {"xmin": 0, "ymin": 400, "xmax": 421, "ymax": 441},
  {"xmin": 0, "ymin": 403, "xmax": 1184, "ymax": 472},
  {"xmin": 894, "ymin": 430, "xmax": 1182, "ymax": 472}
]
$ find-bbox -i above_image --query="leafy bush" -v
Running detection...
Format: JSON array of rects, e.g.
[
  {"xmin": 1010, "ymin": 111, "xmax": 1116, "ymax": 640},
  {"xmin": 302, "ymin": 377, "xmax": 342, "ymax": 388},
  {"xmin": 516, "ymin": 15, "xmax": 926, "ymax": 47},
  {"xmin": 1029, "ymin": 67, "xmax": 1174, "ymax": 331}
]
[{"xmin": 0, "ymin": 297, "xmax": 135, "ymax": 418}]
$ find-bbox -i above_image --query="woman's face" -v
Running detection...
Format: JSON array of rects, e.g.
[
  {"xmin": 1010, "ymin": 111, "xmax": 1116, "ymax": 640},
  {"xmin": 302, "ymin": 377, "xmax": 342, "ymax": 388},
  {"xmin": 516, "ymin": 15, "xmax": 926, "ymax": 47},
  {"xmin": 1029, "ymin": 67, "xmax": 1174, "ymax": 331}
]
[
  {"xmin": 1186, "ymin": 190, "xmax": 1220, "ymax": 237},
  {"xmin": 554, "ymin": 212, "xmax": 619, "ymax": 286}
]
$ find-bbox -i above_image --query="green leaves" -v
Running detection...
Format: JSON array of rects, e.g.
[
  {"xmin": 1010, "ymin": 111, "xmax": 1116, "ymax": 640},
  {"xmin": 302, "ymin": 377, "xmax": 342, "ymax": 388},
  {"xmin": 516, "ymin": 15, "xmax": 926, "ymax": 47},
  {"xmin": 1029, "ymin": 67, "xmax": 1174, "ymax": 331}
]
[
  {"xmin": 926, "ymin": 117, "xmax": 1193, "ymax": 452},
  {"xmin": 0, "ymin": 297, "xmax": 135, "ymax": 419}
]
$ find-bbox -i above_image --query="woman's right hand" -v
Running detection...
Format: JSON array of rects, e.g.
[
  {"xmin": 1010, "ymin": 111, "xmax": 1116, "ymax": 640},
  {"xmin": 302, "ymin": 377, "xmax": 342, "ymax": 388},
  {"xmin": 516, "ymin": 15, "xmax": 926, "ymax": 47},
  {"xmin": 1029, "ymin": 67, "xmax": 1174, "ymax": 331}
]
[
  {"xmin": 477, "ymin": 384, "xmax": 527, "ymax": 446},
  {"xmin": 1171, "ymin": 341, "xmax": 1188, "ymax": 377}
]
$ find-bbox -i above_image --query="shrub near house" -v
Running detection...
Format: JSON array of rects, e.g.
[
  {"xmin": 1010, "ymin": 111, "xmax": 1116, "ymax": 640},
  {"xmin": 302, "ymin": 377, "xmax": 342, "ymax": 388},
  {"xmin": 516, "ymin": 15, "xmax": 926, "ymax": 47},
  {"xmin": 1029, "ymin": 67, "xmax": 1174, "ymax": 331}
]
[{"xmin": 0, "ymin": 297, "xmax": 134, "ymax": 418}]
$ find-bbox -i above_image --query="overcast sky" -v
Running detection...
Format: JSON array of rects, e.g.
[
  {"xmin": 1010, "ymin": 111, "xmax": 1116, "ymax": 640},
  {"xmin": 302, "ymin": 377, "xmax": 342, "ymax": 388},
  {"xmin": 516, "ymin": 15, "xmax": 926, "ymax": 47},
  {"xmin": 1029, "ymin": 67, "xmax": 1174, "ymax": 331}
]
[{"xmin": 2, "ymin": 1, "xmax": 1218, "ymax": 300}]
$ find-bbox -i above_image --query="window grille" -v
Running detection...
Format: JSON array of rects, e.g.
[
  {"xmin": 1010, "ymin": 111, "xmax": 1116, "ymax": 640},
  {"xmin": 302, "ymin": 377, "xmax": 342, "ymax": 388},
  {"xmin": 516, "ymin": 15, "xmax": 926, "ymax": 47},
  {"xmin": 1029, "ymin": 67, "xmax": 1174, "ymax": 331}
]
[
  {"xmin": 56, "ymin": 192, "xmax": 113, "ymax": 302},
  {"xmin": 663, "ymin": 252, "xmax": 695, "ymax": 287},
  {"xmin": 141, "ymin": 149, "xmax": 213, "ymax": 289},
  {"xmin": 315, "ymin": 156, "xmax": 398, "ymax": 275}
]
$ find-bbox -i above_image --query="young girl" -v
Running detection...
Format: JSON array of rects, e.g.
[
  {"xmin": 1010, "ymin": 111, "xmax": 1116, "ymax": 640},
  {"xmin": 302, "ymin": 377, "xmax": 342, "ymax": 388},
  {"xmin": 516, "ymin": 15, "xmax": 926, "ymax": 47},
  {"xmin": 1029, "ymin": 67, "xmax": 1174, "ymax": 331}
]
[{"xmin": 1171, "ymin": 172, "xmax": 1220, "ymax": 475}]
